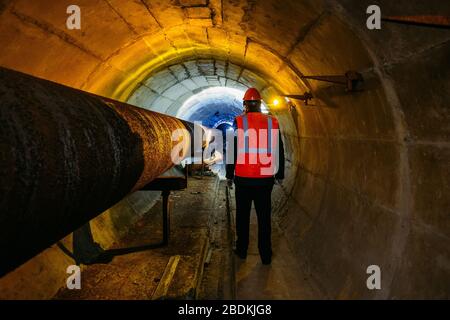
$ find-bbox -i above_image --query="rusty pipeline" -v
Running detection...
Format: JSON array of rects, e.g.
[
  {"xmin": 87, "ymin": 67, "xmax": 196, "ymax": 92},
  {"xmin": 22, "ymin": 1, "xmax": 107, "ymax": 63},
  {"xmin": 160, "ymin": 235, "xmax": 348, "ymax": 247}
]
[{"xmin": 0, "ymin": 67, "xmax": 196, "ymax": 276}]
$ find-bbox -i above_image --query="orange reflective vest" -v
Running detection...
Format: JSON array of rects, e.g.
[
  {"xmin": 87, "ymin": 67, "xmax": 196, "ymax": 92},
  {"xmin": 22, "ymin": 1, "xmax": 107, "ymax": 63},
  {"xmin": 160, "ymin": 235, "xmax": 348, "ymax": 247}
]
[{"xmin": 235, "ymin": 113, "xmax": 279, "ymax": 178}]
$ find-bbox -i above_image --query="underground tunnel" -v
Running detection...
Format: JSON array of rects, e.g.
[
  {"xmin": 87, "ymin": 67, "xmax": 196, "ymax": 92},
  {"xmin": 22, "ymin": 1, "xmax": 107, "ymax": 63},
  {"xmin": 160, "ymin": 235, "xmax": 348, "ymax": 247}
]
[{"xmin": 0, "ymin": 0, "xmax": 449, "ymax": 300}]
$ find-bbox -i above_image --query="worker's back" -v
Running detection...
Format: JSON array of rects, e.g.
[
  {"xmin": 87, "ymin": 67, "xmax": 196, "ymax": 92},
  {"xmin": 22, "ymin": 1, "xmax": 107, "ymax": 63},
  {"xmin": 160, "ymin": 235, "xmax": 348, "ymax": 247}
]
[
  {"xmin": 226, "ymin": 87, "xmax": 284, "ymax": 265},
  {"xmin": 234, "ymin": 112, "xmax": 280, "ymax": 179}
]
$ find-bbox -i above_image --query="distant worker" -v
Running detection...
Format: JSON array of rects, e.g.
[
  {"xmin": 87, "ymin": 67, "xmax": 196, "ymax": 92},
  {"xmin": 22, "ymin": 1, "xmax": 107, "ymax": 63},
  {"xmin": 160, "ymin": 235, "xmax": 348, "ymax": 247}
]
[{"xmin": 226, "ymin": 88, "xmax": 285, "ymax": 265}]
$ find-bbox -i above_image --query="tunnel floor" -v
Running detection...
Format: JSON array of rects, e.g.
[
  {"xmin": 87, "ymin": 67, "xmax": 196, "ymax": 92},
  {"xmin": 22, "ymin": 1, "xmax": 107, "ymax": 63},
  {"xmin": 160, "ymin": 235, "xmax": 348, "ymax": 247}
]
[
  {"xmin": 234, "ymin": 212, "xmax": 321, "ymax": 299},
  {"xmin": 53, "ymin": 175, "xmax": 320, "ymax": 300}
]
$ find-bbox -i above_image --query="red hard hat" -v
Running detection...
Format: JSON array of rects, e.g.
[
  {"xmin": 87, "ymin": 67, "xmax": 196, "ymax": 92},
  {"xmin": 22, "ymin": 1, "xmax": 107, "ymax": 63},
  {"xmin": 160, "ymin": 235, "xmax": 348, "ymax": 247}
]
[{"xmin": 243, "ymin": 88, "xmax": 261, "ymax": 101}]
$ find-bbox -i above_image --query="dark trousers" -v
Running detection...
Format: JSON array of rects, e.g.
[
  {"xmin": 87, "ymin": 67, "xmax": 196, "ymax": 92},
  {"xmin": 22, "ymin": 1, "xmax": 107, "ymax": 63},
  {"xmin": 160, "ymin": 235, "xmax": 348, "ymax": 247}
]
[{"xmin": 235, "ymin": 183, "xmax": 274, "ymax": 260}]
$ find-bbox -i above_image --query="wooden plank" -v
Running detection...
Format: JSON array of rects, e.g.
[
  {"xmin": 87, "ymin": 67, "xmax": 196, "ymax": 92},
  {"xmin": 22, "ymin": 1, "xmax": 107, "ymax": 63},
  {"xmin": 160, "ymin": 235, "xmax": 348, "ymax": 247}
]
[{"xmin": 151, "ymin": 255, "xmax": 181, "ymax": 300}]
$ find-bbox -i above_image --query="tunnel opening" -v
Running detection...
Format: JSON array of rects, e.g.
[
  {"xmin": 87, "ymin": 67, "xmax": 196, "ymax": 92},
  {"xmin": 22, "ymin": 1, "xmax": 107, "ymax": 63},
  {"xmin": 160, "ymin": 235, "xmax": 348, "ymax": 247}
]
[
  {"xmin": 0, "ymin": 0, "xmax": 448, "ymax": 300},
  {"xmin": 176, "ymin": 86, "xmax": 244, "ymax": 127}
]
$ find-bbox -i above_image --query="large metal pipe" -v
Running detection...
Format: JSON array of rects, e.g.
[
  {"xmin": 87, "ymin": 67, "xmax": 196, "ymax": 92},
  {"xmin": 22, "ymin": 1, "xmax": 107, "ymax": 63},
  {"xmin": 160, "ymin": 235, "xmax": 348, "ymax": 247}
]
[{"xmin": 0, "ymin": 67, "xmax": 193, "ymax": 276}]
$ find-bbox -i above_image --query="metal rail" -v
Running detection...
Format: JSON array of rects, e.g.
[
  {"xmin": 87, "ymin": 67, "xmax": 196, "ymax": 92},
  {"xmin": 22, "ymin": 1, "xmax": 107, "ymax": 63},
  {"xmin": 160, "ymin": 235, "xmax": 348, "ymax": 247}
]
[
  {"xmin": 382, "ymin": 15, "xmax": 450, "ymax": 29},
  {"xmin": 301, "ymin": 71, "xmax": 363, "ymax": 92}
]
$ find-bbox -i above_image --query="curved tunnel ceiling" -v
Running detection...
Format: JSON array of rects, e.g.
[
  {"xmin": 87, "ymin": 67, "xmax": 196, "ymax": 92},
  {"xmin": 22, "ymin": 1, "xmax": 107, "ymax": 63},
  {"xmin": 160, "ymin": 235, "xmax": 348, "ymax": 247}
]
[
  {"xmin": 0, "ymin": 0, "xmax": 449, "ymax": 299},
  {"xmin": 127, "ymin": 59, "xmax": 271, "ymax": 120},
  {"xmin": 0, "ymin": 0, "xmax": 320, "ymax": 110}
]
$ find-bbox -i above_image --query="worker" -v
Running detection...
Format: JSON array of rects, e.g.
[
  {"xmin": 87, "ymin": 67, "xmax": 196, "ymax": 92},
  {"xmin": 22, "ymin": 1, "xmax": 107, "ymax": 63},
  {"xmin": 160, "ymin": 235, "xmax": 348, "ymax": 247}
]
[{"xmin": 226, "ymin": 88, "xmax": 285, "ymax": 265}]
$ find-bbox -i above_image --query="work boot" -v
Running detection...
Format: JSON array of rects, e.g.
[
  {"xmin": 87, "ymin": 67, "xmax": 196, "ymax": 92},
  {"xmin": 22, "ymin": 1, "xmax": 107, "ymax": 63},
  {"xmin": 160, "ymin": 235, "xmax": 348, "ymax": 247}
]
[
  {"xmin": 233, "ymin": 249, "xmax": 247, "ymax": 260},
  {"xmin": 261, "ymin": 255, "xmax": 272, "ymax": 265}
]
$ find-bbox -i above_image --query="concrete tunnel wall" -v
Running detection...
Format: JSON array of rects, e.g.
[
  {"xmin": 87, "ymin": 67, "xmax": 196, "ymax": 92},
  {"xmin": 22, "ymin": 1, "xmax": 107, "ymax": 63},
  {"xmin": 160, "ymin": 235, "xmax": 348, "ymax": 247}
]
[{"xmin": 0, "ymin": 0, "xmax": 448, "ymax": 299}]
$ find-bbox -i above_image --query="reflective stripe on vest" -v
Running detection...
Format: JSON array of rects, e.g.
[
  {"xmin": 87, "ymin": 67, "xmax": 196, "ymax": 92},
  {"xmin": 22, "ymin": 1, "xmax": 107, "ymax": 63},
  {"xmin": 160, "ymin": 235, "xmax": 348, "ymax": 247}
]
[{"xmin": 242, "ymin": 115, "xmax": 249, "ymax": 153}]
